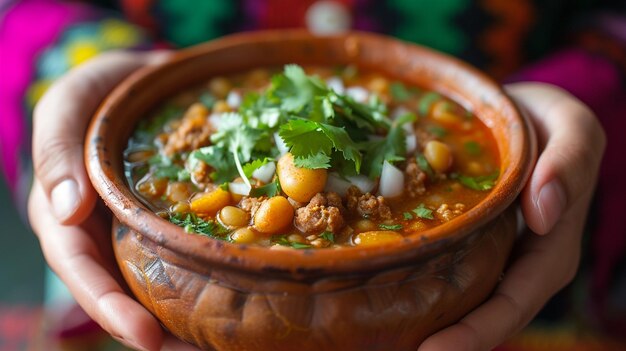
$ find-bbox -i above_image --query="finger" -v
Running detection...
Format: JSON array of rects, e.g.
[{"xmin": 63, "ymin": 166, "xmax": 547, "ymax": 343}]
[
  {"xmin": 32, "ymin": 50, "xmax": 170, "ymax": 225},
  {"xmin": 28, "ymin": 181, "xmax": 164, "ymax": 351},
  {"xmin": 418, "ymin": 210, "xmax": 585, "ymax": 351},
  {"xmin": 506, "ymin": 83, "xmax": 606, "ymax": 234}
]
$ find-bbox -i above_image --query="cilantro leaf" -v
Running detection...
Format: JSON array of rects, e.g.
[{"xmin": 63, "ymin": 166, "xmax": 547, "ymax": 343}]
[
  {"xmin": 412, "ymin": 203, "xmax": 434, "ymax": 219},
  {"xmin": 428, "ymin": 126, "xmax": 448, "ymax": 138},
  {"xmin": 319, "ymin": 231, "xmax": 335, "ymax": 243},
  {"xmin": 453, "ymin": 172, "xmax": 499, "ymax": 191},
  {"xmin": 416, "ymin": 154, "xmax": 434, "ymax": 179},
  {"xmin": 191, "ymin": 146, "xmax": 238, "ymax": 184},
  {"xmin": 464, "ymin": 141, "xmax": 481, "ymax": 156},
  {"xmin": 403, "ymin": 212, "xmax": 413, "ymax": 220},
  {"xmin": 294, "ymin": 153, "xmax": 332, "ymax": 169},
  {"xmin": 390, "ymin": 81, "xmax": 411, "ymax": 101},
  {"xmin": 169, "ymin": 213, "xmax": 231, "ymax": 241},
  {"xmin": 418, "ymin": 92, "xmax": 441, "ymax": 116},
  {"xmin": 379, "ymin": 223, "xmax": 403, "ymax": 230},
  {"xmin": 270, "ymin": 234, "xmax": 312, "ymax": 249},
  {"xmin": 361, "ymin": 114, "xmax": 415, "ymax": 178},
  {"xmin": 242, "ymin": 157, "xmax": 273, "ymax": 178},
  {"xmin": 279, "ymin": 119, "xmax": 362, "ymax": 172},
  {"xmin": 250, "ymin": 178, "xmax": 281, "ymax": 198}
]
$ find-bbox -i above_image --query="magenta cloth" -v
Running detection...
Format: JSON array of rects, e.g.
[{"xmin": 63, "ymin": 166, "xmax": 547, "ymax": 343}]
[
  {"xmin": 510, "ymin": 48, "xmax": 626, "ymax": 336},
  {"xmin": 0, "ymin": 0, "xmax": 92, "ymax": 191}
]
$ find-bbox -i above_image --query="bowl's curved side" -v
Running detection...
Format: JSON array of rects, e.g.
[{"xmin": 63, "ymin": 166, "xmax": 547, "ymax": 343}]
[
  {"xmin": 86, "ymin": 30, "xmax": 535, "ymax": 278},
  {"xmin": 113, "ymin": 206, "xmax": 516, "ymax": 351}
]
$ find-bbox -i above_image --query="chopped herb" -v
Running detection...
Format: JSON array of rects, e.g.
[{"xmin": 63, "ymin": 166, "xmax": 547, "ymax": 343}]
[
  {"xmin": 168, "ymin": 213, "xmax": 231, "ymax": 241},
  {"xmin": 453, "ymin": 172, "xmax": 499, "ymax": 191},
  {"xmin": 464, "ymin": 141, "xmax": 481, "ymax": 156},
  {"xmin": 242, "ymin": 157, "xmax": 274, "ymax": 178},
  {"xmin": 250, "ymin": 178, "xmax": 281, "ymax": 198},
  {"xmin": 403, "ymin": 212, "xmax": 413, "ymax": 220},
  {"xmin": 416, "ymin": 154, "xmax": 435, "ymax": 179},
  {"xmin": 319, "ymin": 231, "xmax": 335, "ymax": 243},
  {"xmin": 428, "ymin": 126, "xmax": 448, "ymax": 138},
  {"xmin": 390, "ymin": 81, "xmax": 411, "ymax": 101},
  {"xmin": 271, "ymin": 235, "xmax": 312, "ymax": 249},
  {"xmin": 361, "ymin": 113, "xmax": 414, "ymax": 178},
  {"xmin": 191, "ymin": 146, "xmax": 238, "ymax": 184},
  {"xmin": 199, "ymin": 92, "xmax": 217, "ymax": 109},
  {"xmin": 379, "ymin": 223, "xmax": 403, "ymax": 230},
  {"xmin": 412, "ymin": 203, "xmax": 434, "ymax": 219},
  {"xmin": 418, "ymin": 92, "xmax": 441, "ymax": 116}
]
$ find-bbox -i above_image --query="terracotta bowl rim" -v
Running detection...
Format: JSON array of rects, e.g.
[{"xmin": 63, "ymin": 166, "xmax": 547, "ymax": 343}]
[{"xmin": 85, "ymin": 29, "xmax": 536, "ymax": 277}]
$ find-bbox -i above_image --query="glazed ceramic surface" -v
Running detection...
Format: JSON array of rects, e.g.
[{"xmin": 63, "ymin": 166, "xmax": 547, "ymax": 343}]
[{"xmin": 85, "ymin": 30, "xmax": 536, "ymax": 351}]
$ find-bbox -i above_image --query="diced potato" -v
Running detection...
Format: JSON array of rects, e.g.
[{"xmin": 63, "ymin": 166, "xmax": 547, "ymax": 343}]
[
  {"xmin": 353, "ymin": 231, "xmax": 403, "ymax": 247},
  {"xmin": 253, "ymin": 196, "xmax": 294, "ymax": 234},
  {"xmin": 424, "ymin": 140, "xmax": 453, "ymax": 173},
  {"xmin": 190, "ymin": 188, "xmax": 231, "ymax": 215},
  {"xmin": 277, "ymin": 153, "xmax": 327, "ymax": 202}
]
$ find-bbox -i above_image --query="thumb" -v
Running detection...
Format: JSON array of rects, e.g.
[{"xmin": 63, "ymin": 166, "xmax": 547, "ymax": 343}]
[
  {"xmin": 32, "ymin": 50, "xmax": 170, "ymax": 224},
  {"xmin": 505, "ymin": 83, "xmax": 606, "ymax": 234}
]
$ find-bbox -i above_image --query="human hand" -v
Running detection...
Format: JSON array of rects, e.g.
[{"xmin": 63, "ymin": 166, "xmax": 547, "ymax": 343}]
[
  {"xmin": 418, "ymin": 83, "xmax": 606, "ymax": 351},
  {"xmin": 29, "ymin": 51, "xmax": 200, "ymax": 351}
]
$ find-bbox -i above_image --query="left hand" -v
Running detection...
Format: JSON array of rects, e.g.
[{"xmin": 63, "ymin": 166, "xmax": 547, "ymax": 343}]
[{"xmin": 418, "ymin": 83, "xmax": 606, "ymax": 351}]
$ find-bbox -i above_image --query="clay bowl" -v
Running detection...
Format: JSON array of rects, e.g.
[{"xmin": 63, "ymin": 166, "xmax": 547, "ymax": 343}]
[{"xmin": 85, "ymin": 30, "xmax": 536, "ymax": 350}]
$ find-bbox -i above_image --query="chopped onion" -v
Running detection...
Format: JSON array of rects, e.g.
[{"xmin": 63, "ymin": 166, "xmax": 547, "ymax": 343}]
[
  {"xmin": 228, "ymin": 182, "xmax": 251, "ymax": 196},
  {"xmin": 226, "ymin": 91, "xmax": 242, "ymax": 108},
  {"xmin": 207, "ymin": 113, "xmax": 221, "ymax": 129},
  {"xmin": 347, "ymin": 175, "xmax": 375, "ymax": 194},
  {"xmin": 252, "ymin": 162, "xmax": 276, "ymax": 183},
  {"xmin": 378, "ymin": 161, "xmax": 404, "ymax": 198},
  {"xmin": 326, "ymin": 77, "xmax": 345, "ymax": 94},
  {"xmin": 324, "ymin": 173, "xmax": 352, "ymax": 196},
  {"xmin": 406, "ymin": 133, "xmax": 417, "ymax": 154},
  {"xmin": 274, "ymin": 133, "xmax": 289, "ymax": 155},
  {"xmin": 346, "ymin": 86, "xmax": 368, "ymax": 102}
]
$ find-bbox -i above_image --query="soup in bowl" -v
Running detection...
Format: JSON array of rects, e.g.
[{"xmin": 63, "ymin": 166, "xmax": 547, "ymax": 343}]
[{"xmin": 86, "ymin": 30, "xmax": 535, "ymax": 350}]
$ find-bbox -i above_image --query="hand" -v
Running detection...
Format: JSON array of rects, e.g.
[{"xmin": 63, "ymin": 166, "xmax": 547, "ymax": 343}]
[
  {"xmin": 418, "ymin": 83, "xmax": 606, "ymax": 351},
  {"xmin": 28, "ymin": 51, "xmax": 200, "ymax": 351}
]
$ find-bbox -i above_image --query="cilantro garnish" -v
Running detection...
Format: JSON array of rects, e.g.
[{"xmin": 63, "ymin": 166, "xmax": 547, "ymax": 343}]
[
  {"xmin": 249, "ymin": 178, "xmax": 281, "ymax": 198},
  {"xmin": 412, "ymin": 203, "xmax": 434, "ymax": 219},
  {"xmin": 279, "ymin": 119, "xmax": 361, "ymax": 171},
  {"xmin": 418, "ymin": 92, "xmax": 441, "ymax": 116},
  {"xmin": 168, "ymin": 213, "xmax": 231, "ymax": 241},
  {"xmin": 271, "ymin": 234, "xmax": 312, "ymax": 249},
  {"xmin": 361, "ymin": 113, "xmax": 415, "ymax": 178},
  {"xmin": 379, "ymin": 223, "xmax": 403, "ymax": 230},
  {"xmin": 416, "ymin": 154, "xmax": 434, "ymax": 179},
  {"xmin": 242, "ymin": 157, "xmax": 274, "ymax": 178},
  {"xmin": 148, "ymin": 154, "xmax": 187, "ymax": 181},
  {"xmin": 464, "ymin": 141, "xmax": 481, "ymax": 156},
  {"xmin": 319, "ymin": 231, "xmax": 335, "ymax": 243},
  {"xmin": 390, "ymin": 81, "xmax": 411, "ymax": 101},
  {"xmin": 428, "ymin": 126, "xmax": 448, "ymax": 138},
  {"xmin": 452, "ymin": 172, "xmax": 498, "ymax": 191},
  {"xmin": 403, "ymin": 212, "xmax": 413, "ymax": 220}
]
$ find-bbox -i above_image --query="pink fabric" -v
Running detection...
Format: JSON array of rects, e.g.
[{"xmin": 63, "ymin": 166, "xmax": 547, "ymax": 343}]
[{"xmin": 0, "ymin": 0, "xmax": 91, "ymax": 190}]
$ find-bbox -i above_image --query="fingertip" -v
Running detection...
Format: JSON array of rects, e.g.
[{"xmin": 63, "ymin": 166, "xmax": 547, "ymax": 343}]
[
  {"xmin": 51, "ymin": 177, "xmax": 98, "ymax": 225},
  {"xmin": 521, "ymin": 177, "xmax": 566, "ymax": 235}
]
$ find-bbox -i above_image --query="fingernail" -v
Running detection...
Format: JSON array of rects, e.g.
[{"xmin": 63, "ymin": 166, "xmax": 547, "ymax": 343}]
[
  {"xmin": 536, "ymin": 179, "xmax": 567, "ymax": 233},
  {"xmin": 113, "ymin": 336, "xmax": 150, "ymax": 351},
  {"xmin": 51, "ymin": 179, "xmax": 80, "ymax": 220}
]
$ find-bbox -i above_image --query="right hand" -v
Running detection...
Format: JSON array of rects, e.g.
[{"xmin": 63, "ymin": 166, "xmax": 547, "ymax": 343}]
[{"xmin": 29, "ymin": 51, "xmax": 199, "ymax": 351}]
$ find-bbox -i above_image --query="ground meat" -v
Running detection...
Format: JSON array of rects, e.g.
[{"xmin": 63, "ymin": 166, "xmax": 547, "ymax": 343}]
[
  {"xmin": 190, "ymin": 160, "xmax": 211, "ymax": 189},
  {"xmin": 415, "ymin": 128, "xmax": 437, "ymax": 149},
  {"xmin": 294, "ymin": 192, "xmax": 345, "ymax": 234},
  {"xmin": 163, "ymin": 103, "xmax": 212, "ymax": 155},
  {"xmin": 404, "ymin": 158, "xmax": 427, "ymax": 198},
  {"xmin": 345, "ymin": 186, "xmax": 392, "ymax": 220},
  {"xmin": 239, "ymin": 196, "xmax": 266, "ymax": 217},
  {"xmin": 436, "ymin": 203, "xmax": 466, "ymax": 222}
]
